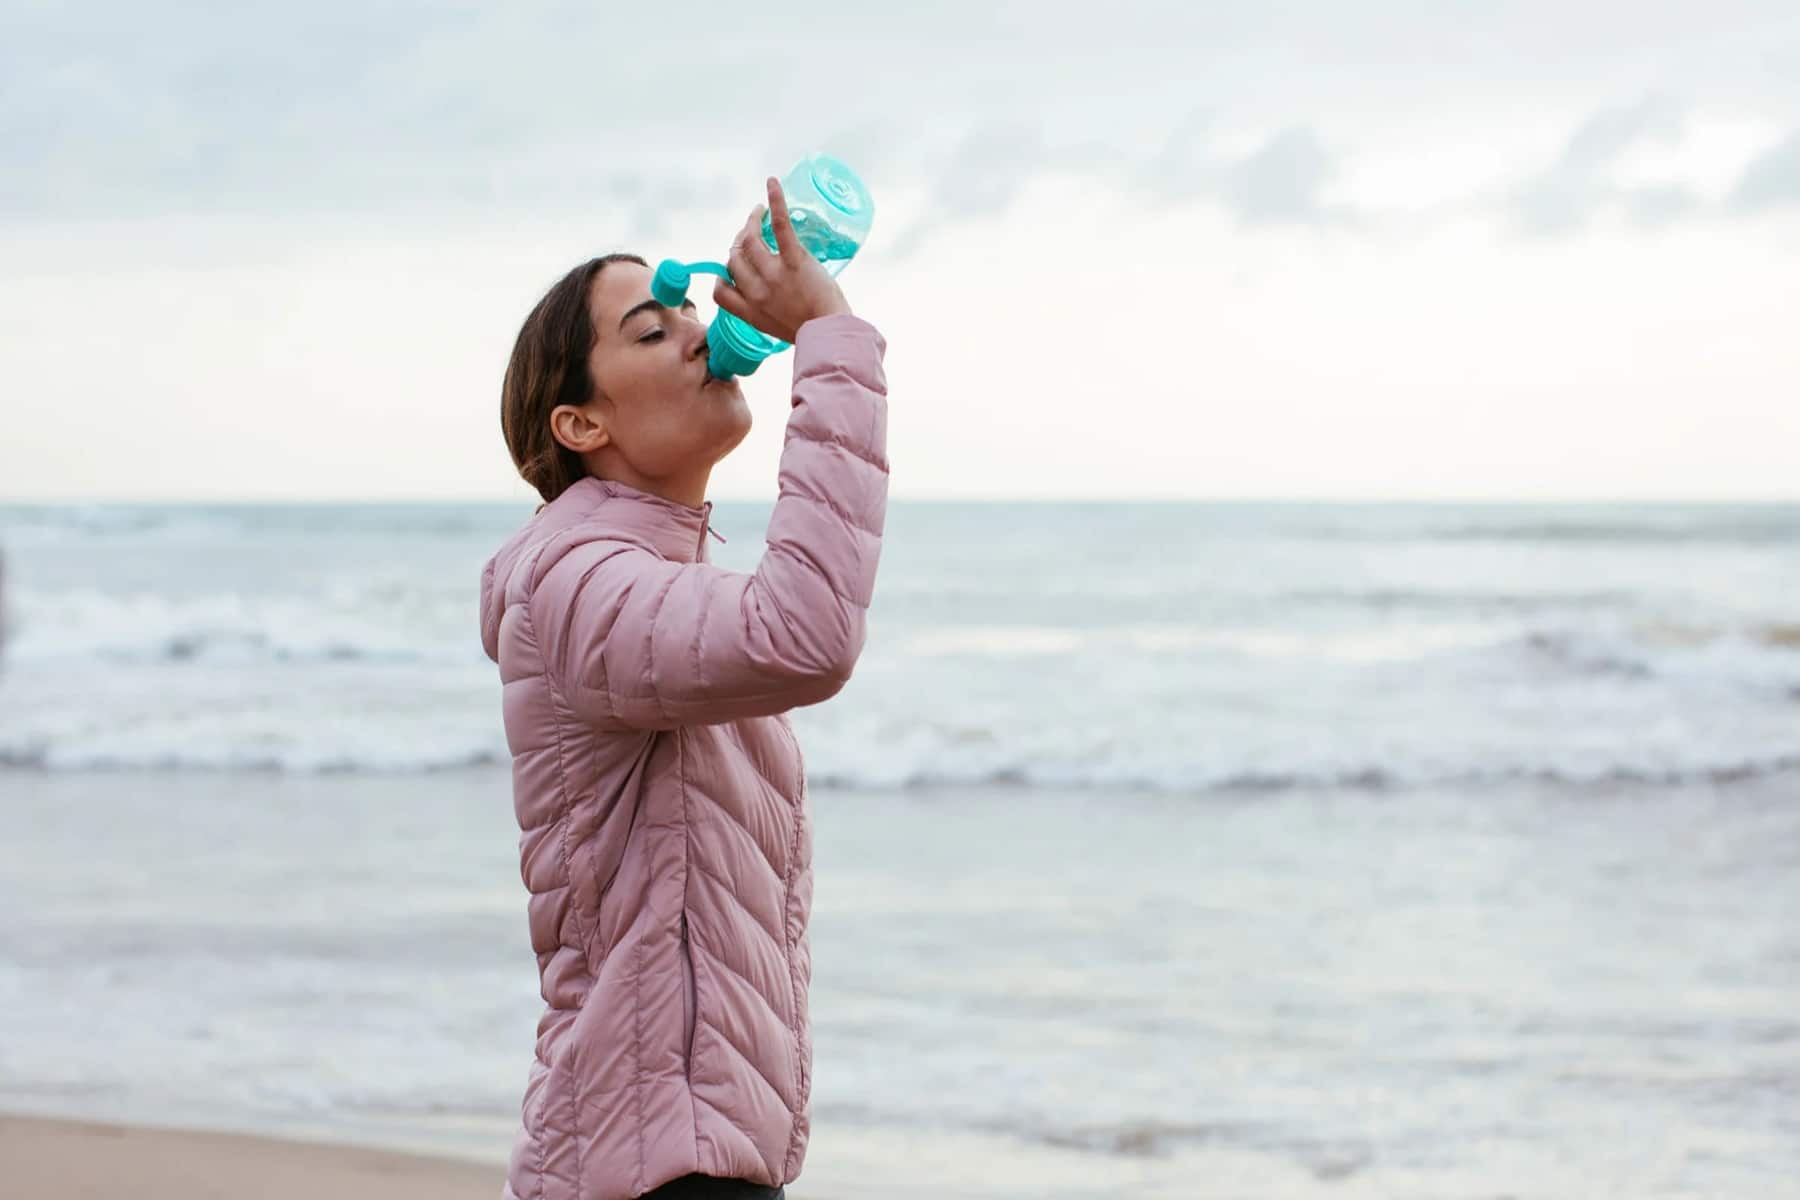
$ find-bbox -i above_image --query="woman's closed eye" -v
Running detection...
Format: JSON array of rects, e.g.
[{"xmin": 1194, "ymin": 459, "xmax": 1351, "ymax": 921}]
[{"xmin": 635, "ymin": 303, "xmax": 699, "ymax": 344}]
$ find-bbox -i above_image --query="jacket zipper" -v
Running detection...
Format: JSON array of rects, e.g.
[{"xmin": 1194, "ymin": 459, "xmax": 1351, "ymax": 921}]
[
  {"xmin": 678, "ymin": 912, "xmax": 697, "ymax": 1077},
  {"xmin": 784, "ymin": 714, "xmax": 806, "ymax": 798},
  {"xmin": 696, "ymin": 501, "xmax": 726, "ymax": 558},
  {"xmin": 785, "ymin": 719, "xmax": 810, "ymax": 1106}
]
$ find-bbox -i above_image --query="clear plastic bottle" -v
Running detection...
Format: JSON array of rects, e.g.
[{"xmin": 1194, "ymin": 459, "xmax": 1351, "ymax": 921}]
[{"xmin": 704, "ymin": 152, "xmax": 874, "ymax": 378}]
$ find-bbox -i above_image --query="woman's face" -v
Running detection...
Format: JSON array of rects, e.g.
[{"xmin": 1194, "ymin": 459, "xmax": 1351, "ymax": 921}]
[{"xmin": 551, "ymin": 260, "xmax": 751, "ymax": 495}]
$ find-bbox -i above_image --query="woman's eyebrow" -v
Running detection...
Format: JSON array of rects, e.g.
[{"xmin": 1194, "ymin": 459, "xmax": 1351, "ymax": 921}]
[{"xmin": 616, "ymin": 297, "xmax": 698, "ymax": 332}]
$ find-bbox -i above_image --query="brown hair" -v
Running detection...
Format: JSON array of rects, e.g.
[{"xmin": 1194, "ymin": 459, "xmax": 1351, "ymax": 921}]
[{"xmin": 500, "ymin": 253, "xmax": 647, "ymax": 510}]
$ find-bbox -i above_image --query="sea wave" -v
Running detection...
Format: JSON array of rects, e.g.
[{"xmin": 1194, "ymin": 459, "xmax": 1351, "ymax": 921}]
[
  {"xmin": 803, "ymin": 755, "xmax": 1800, "ymax": 795},
  {"xmin": 981, "ymin": 1114, "xmax": 1378, "ymax": 1178},
  {"xmin": 6, "ymin": 735, "xmax": 1796, "ymax": 794},
  {"xmin": 0, "ymin": 743, "xmax": 507, "ymax": 774},
  {"xmin": 1280, "ymin": 587, "xmax": 1632, "ymax": 615},
  {"xmin": 1426, "ymin": 515, "xmax": 1800, "ymax": 545},
  {"xmin": 1500, "ymin": 622, "xmax": 1800, "ymax": 688},
  {"xmin": 1, "ymin": 587, "xmax": 474, "ymax": 666}
]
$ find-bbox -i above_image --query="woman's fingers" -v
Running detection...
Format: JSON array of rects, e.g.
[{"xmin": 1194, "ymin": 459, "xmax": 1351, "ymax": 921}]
[
  {"xmin": 738, "ymin": 204, "xmax": 766, "ymax": 247},
  {"xmin": 711, "ymin": 276, "xmax": 752, "ymax": 323},
  {"xmin": 729, "ymin": 205, "xmax": 775, "ymax": 292},
  {"xmin": 712, "ymin": 275, "xmax": 793, "ymax": 344},
  {"xmin": 727, "ymin": 238, "xmax": 767, "ymax": 301},
  {"xmin": 740, "ymin": 203, "xmax": 778, "ymax": 272},
  {"xmin": 765, "ymin": 177, "xmax": 802, "ymax": 258}
]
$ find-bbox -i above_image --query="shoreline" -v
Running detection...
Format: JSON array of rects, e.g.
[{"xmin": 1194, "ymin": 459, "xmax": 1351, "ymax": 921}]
[
  {"xmin": 0, "ymin": 1109, "xmax": 840, "ymax": 1199},
  {"xmin": 0, "ymin": 1111, "xmax": 506, "ymax": 1199}
]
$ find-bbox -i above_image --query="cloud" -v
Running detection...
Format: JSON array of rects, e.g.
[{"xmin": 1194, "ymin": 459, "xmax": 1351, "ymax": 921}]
[
  {"xmin": 1219, "ymin": 126, "xmax": 1339, "ymax": 225},
  {"xmin": 1139, "ymin": 115, "xmax": 1355, "ymax": 229},
  {"xmin": 1619, "ymin": 182, "xmax": 1703, "ymax": 228},
  {"xmin": 0, "ymin": 5, "xmax": 836, "ymax": 234},
  {"xmin": 6, "ymin": 1, "xmax": 1796, "ymax": 255},
  {"xmin": 878, "ymin": 114, "xmax": 1356, "ymax": 259},
  {"xmin": 1730, "ymin": 128, "xmax": 1800, "ymax": 211},
  {"xmin": 1508, "ymin": 96, "xmax": 1701, "ymax": 235},
  {"xmin": 882, "ymin": 122, "xmax": 1130, "ymax": 259},
  {"xmin": 1137, "ymin": 107, "xmax": 1215, "ymax": 199}
]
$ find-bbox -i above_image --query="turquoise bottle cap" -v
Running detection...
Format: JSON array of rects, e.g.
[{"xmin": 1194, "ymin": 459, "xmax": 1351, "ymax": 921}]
[
  {"xmin": 705, "ymin": 307, "xmax": 789, "ymax": 380},
  {"xmin": 651, "ymin": 259, "xmax": 690, "ymax": 308}
]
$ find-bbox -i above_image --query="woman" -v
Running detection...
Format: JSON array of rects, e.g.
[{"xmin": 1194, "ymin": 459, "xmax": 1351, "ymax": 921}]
[{"xmin": 478, "ymin": 178, "xmax": 889, "ymax": 1200}]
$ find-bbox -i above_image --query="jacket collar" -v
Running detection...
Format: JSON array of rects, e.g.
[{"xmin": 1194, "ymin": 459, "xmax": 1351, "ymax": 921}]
[{"xmin": 548, "ymin": 476, "xmax": 726, "ymax": 564}]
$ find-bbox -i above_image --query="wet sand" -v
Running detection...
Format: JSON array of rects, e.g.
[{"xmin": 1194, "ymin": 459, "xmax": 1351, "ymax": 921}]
[{"xmin": 0, "ymin": 1112, "xmax": 506, "ymax": 1200}]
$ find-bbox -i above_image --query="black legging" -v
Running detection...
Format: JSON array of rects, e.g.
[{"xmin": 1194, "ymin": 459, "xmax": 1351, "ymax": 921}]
[{"xmin": 638, "ymin": 1173, "xmax": 786, "ymax": 1199}]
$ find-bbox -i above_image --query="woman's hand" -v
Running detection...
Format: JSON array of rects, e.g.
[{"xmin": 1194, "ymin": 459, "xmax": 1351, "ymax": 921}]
[{"xmin": 711, "ymin": 176, "xmax": 853, "ymax": 344}]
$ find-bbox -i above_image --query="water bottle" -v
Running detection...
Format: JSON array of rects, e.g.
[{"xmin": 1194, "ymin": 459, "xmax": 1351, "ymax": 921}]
[{"xmin": 652, "ymin": 152, "xmax": 874, "ymax": 380}]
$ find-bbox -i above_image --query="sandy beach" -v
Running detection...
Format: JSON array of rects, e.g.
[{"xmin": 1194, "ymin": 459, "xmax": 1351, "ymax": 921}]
[{"xmin": 0, "ymin": 1112, "xmax": 505, "ymax": 1199}]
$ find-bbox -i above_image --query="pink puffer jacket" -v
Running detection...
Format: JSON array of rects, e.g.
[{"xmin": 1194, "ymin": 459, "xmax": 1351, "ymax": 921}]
[{"xmin": 478, "ymin": 313, "xmax": 888, "ymax": 1200}]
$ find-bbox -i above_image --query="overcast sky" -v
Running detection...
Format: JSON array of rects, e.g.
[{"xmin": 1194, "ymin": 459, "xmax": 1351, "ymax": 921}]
[{"xmin": 4, "ymin": 1, "xmax": 1798, "ymax": 501}]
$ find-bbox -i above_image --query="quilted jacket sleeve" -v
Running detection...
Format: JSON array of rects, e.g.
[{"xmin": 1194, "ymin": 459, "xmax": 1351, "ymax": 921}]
[{"xmin": 533, "ymin": 313, "xmax": 889, "ymax": 731}]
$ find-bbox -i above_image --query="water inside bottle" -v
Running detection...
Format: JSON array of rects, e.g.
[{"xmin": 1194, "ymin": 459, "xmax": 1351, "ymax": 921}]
[{"xmin": 762, "ymin": 207, "xmax": 861, "ymax": 265}]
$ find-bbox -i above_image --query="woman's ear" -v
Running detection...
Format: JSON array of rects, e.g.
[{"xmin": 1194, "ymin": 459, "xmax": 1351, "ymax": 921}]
[{"xmin": 550, "ymin": 404, "xmax": 611, "ymax": 455}]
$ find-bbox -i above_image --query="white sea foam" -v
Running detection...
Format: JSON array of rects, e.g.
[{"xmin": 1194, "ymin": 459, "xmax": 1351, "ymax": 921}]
[{"xmin": 0, "ymin": 500, "xmax": 1795, "ymax": 789}]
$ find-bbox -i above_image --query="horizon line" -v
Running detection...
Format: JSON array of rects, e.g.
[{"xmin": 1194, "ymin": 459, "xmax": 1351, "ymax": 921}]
[{"xmin": 3, "ymin": 493, "xmax": 1798, "ymax": 507}]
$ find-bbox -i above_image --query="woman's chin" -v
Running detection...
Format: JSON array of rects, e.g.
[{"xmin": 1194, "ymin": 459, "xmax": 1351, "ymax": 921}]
[
  {"xmin": 717, "ymin": 385, "xmax": 750, "ymax": 417},
  {"xmin": 714, "ymin": 392, "xmax": 752, "ymax": 437}
]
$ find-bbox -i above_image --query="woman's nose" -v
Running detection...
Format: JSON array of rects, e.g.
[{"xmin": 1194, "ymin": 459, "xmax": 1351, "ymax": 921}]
[{"xmin": 686, "ymin": 322, "xmax": 710, "ymax": 361}]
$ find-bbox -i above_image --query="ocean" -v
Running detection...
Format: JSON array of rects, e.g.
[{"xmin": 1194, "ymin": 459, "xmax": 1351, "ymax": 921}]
[
  {"xmin": 4, "ymin": 500, "xmax": 1798, "ymax": 788},
  {"xmin": 1, "ymin": 500, "xmax": 1797, "ymax": 1197}
]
